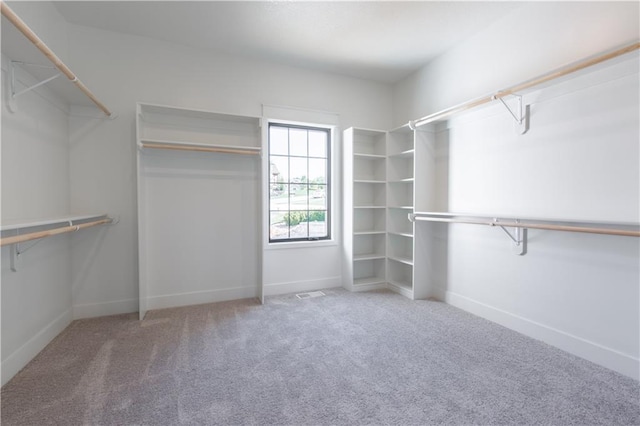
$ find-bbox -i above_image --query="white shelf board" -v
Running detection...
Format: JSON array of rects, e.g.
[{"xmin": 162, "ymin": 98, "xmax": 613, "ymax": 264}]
[
  {"xmin": 412, "ymin": 211, "xmax": 640, "ymax": 228},
  {"xmin": 354, "ymin": 253, "xmax": 386, "ymax": 261},
  {"xmin": 354, "ymin": 153, "xmax": 385, "ymax": 160},
  {"xmin": 388, "ymin": 256, "xmax": 414, "ymax": 266},
  {"xmin": 388, "ymin": 206, "xmax": 414, "ymax": 210},
  {"xmin": 138, "ymin": 102, "xmax": 260, "ymax": 124},
  {"xmin": 388, "ymin": 149, "xmax": 415, "ymax": 158},
  {"xmin": 138, "ymin": 138, "xmax": 261, "ymax": 152},
  {"xmin": 354, "ymin": 230, "xmax": 386, "ymax": 236},
  {"xmin": 1, "ymin": 214, "xmax": 109, "ymax": 231},
  {"xmin": 354, "ymin": 179, "xmax": 386, "ymax": 184},
  {"xmin": 354, "ymin": 205, "xmax": 386, "ymax": 209},
  {"xmin": 388, "ymin": 231, "xmax": 414, "ymax": 238},
  {"xmin": 388, "ymin": 279, "xmax": 412, "ymax": 291},
  {"xmin": 388, "ymin": 178, "xmax": 414, "ymax": 183}
]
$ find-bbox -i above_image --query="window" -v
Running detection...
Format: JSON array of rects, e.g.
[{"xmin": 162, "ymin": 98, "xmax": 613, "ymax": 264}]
[{"xmin": 269, "ymin": 123, "xmax": 330, "ymax": 242}]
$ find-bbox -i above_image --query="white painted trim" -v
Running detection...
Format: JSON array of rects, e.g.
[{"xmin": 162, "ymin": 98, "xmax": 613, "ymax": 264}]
[
  {"xmin": 439, "ymin": 289, "xmax": 640, "ymax": 380},
  {"xmin": 146, "ymin": 286, "xmax": 259, "ymax": 311},
  {"xmin": 348, "ymin": 282, "xmax": 388, "ymax": 293},
  {"xmin": 1, "ymin": 309, "xmax": 72, "ymax": 386},
  {"xmin": 72, "ymin": 298, "xmax": 138, "ymax": 320},
  {"xmin": 264, "ymin": 276, "xmax": 342, "ymax": 297}
]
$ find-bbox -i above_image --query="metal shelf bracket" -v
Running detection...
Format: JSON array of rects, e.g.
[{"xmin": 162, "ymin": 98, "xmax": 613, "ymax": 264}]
[
  {"xmin": 494, "ymin": 93, "xmax": 530, "ymax": 135},
  {"xmin": 493, "ymin": 219, "xmax": 528, "ymax": 255},
  {"xmin": 8, "ymin": 61, "xmax": 62, "ymax": 113}
]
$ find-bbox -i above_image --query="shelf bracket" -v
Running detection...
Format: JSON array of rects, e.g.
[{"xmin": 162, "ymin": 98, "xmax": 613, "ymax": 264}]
[
  {"xmin": 494, "ymin": 93, "xmax": 530, "ymax": 135},
  {"xmin": 9, "ymin": 243, "xmax": 19, "ymax": 272},
  {"xmin": 493, "ymin": 219, "xmax": 527, "ymax": 255},
  {"xmin": 8, "ymin": 61, "xmax": 62, "ymax": 113}
]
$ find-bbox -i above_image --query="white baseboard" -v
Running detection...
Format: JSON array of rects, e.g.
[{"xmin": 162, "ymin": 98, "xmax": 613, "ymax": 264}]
[
  {"xmin": 440, "ymin": 289, "xmax": 639, "ymax": 380},
  {"xmin": 348, "ymin": 283, "xmax": 388, "ymax": 293},
  {"xmin": 264, "ymin": 276, "xmax": 342, "ymax": 296},
  {"xmin": 146, "ymin": 286, "xmax": 259, "ymax": 311},
  {"xmin": 1, "ymin": 309, "xmax": 72, "ymax": 386},
  {"xmin": 73, "ymin": 298, "xmax": 138, "ymax": 320}
]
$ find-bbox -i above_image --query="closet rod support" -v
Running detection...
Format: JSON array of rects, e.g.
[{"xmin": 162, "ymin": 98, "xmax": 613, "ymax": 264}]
[
  {"xmin": 493, "ymin": 93, "xmax": 530, "ymax": 134},
  {"xmin": 8, "ymin": 61, "xmax": 62, "ymax": 112},
  {"xmin": 10, "ymin": 244, "xmax": 18, "ymax": 272},
  {"xmin": 493, "ymin": 219, "xmax": 527, "ymax": 255}
]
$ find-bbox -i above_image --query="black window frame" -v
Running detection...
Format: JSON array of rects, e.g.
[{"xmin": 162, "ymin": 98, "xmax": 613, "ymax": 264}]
[{"xmin": 268, "ymin": 122, "xmax": 331, "ymax": 243}]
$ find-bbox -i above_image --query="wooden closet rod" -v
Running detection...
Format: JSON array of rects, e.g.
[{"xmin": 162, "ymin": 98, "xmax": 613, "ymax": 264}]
[
  {"xmin": 0, "ymin": 1, "xmax": 112, "ymax": 117},
  {"xmin": 140, "ymin": 142, "xmax": 260, "ymax": 156},
  {"xmin": 410, "ymin": 214, "xmax": 640, "ymax": 238},
  {"xmin": 410, "ymin": 41, "xmax": 640, "ymax": 128},
  {"xmin": 0, "ymin": 218, "xmax": 112, "ymax": 247}
]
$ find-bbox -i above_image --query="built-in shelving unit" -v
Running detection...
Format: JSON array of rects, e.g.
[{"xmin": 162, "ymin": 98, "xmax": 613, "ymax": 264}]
[
  {"xmin": 386, "ymin": 126, "xmax": 415, "ymax": 298},
  {"xmin": 344, "ymin": 125, "xmax": 435, "ymax": 300},
  {"xmin": 136, "ymin": 103, "xmax": 262, "ymax": 319},
  {"xmin": 343, "ymin": 128, "xmax": 388, "ymax": 291}
]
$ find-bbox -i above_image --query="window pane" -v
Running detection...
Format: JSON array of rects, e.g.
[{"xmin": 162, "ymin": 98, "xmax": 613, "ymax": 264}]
[
  {"xmin": 309, "ymin": 158, "xmax": 326, "ymax": 184},
  {"xmin": 308, "ymin": 130, "xmax": 327, "ymax": 158},
  {"xmin": 289, "ymin": 128, "xmax": 308, "ymax": 157},
  {"xmin": 270, "ymin": 184, "xmax": 289, "ymax": 211},
  {"xmin": 270, "ymin": 156, "xmax": 289, "ymax": 183},
  {"xmin": 288, "ymin": 211, "xmax": 309, "ymax": 239},
  {"xmin": 309, "ymin": 184, "xmax": 327, "ymax": 210},
  {"xmin": 289, "ymin": 157, "xmax": 307, "ymax": 183},
  {"xmin": 270, "ymin": 211, "xmax": 289, "ymax": 240},
  {"xmin": 309, "ymin": 211, "xmax": 327, "ymax": 238},
  {"xmin": 290, "ymin": 184, "xmax": 308, "ymax": 210},
  {"xmin": 270, "ymin": 127, "xmax": 288, "ymax": 155},
  {"xmin": 268, "ymin": 123, "xmax": 330, "ymax": 243}
]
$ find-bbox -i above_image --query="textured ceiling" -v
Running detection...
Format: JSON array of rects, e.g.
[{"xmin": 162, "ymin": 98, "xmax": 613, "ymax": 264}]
[{"xmin": 54, "ymin": 1, "xmax": 521, "ymax": 83}]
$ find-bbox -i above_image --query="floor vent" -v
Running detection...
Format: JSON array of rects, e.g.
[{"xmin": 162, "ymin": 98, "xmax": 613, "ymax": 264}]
[{"xmin": 296, "ymin": 291, "xmax": 326, "ymax": 300}]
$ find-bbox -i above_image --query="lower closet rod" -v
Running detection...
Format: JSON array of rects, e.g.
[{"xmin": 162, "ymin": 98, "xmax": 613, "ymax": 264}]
[{"xmin": 0, "ymin": 218, "xmax": 113, "ymax": 247}]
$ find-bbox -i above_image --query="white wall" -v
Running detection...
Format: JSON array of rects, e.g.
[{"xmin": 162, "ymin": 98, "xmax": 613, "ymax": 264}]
[
  {"xmin": 394, "ymin": 2, "xmax": 639, "ymax": 378},
  {"xmin": 65, "ymin": 24, "xmax": 393, "ymax": 317},
  {"xmin": 393, "ymin": 2, "xmax": 640, "ymax": 127},
  {"xmin": 1, "ymin": 0, "xmax": 73, "ymax": 384}
]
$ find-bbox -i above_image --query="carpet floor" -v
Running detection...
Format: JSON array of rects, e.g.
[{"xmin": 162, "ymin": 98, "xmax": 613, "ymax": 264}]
[{"xmin": 1, "ymin": 289, "xmax": 639, "ymax": 425}]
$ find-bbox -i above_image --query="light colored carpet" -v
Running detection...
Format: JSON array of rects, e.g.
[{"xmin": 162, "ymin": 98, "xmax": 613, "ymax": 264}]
[{"xmin": 1, "ymin": 289, "xmax": 639, "ymax": 425}]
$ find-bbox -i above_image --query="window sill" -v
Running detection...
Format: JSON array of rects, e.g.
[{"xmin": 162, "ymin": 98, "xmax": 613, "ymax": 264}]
[{"xmin": 265, "ymin": 238, "xmax": 338, "ymax": 250}]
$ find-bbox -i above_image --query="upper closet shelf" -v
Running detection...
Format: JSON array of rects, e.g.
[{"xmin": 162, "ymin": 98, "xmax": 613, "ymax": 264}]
[
  {"xmin": 1, "ymin": 2, "xmax": 112, "ymax": 116},
  {"xmin": 408, "ymin": 41, "xmax": 640, "ymax": 130},
  {"xmin": 0, "ymin": 213, "xmax": 111, "ymax": 232},
  {"xmin": 138, "ymin": 139, "xmax": 261, "ymax": 155},
  {"xmin": 136, "ymin": 102, "xmax": 261, "ymax": 156}
]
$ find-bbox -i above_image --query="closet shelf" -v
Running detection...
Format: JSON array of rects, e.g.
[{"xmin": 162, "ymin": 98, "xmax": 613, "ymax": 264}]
[
  {"xmin": 354, "ymin": 230, "xmax": 386, "ymax": 236},
  {"xmin": 354, "ymin": 153, "xmax": 385, "ymax": 160},
  {"xmin": 388, "ymin": 149, "xmax": 415, "ymax": 158},
  {"xmin": 354, "ymin": 179, "xmax": 386, "ymax": 184},
  {"xmin": 388, "ymin": 231, "xmax": 413, "ymax": 238},
  {"xmin": 410, "ymin": 212, "xmax": 640, "ymax": 238},
  {"xmin": 354, "ymin": 205, "xmax": 386, "ymax": 209},
  {"xmin": 354, "ymin": 253, "xmax": 386, "ymax": 261},
  {"xmin": 409, "ymin": 41, "xmax": 639, "ymax": 129},
  {"xmin": 1, "ymin": 2, "xmax": 112, "ymax": 116},
  {"xmin": 0, "ymin": 214, "xmax": 113, "ymax": 247},
  {"xmin": 138, "ymin": 139, "xmax": 261, "ymax": 156},
  {"xmin": 388, "ymin": 178, "xmax": 414, "ymax": 183},
  {"xmin": 388, "ymin": 256, "xmax": 414, "ymax": 266}
]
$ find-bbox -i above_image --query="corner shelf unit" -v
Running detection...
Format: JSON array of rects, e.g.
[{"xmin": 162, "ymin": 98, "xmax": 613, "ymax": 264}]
[{"xmin": 344, "ymin": 126, "xmax": 434, "ymax": 299}]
